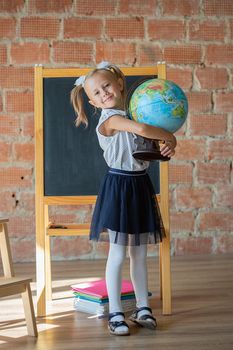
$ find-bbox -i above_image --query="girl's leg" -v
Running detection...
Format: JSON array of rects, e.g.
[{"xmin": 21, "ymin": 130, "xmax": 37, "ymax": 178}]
[
  {"xmin": 106, "ymin": 230, "xmax": 128, "ymax": 334},
  {"xmin": 129, "ymin": 243, "xmax": 149, "ymax": 309},
  {"xmin": 129, "ymin": 243, "xmax": 155, "ymax": 323}
]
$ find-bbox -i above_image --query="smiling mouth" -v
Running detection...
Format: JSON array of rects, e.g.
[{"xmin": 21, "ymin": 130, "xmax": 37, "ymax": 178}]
[{"xmin": 103, "ymin": 95, "xmax": 113, "ymax": 103}]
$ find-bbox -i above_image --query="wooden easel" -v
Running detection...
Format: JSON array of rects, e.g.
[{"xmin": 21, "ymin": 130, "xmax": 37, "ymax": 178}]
[{"xmin": 34, "ymin": 63, "xmax": 171, "ymax": 317}]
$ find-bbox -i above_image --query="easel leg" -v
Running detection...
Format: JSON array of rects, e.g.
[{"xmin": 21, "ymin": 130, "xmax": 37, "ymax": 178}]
[
  {"xmin": 45, "ymin": 234, "xmax": 52, "ymax": 301},
  {"xmin": 44, "ymin": 204, "xmax": 52, "ymax": 301},
  {"xmin": 36, "ymin": 204, "xmax": 46, "ymax": 316},
  {"xmin": 161, "ymin": 235, "xmax": 172, "ymax": 315}
]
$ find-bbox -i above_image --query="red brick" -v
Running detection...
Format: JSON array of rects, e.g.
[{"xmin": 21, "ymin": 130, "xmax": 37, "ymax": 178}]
[
  {"xmin": 230, "ymin": 114, "xmax": 233, "ymax": 134},
  {"xmin": 174, "ymin": 139, "xmax": 205, "ymax": 161},
  {"xmin": 186, "ymin": 92, "xmax": 212, "ymax": 113},
  {"xmin": 189, "ymin": 20, "xmax": 225, "ymax": 41},
  {"xmin": 197, "ymin": 163, "xmax": 230, "ymax": 185},
  {"xmin": 119, "ymin": 0, "xmax": 156, "ymax": 15},
  {"xmin": 0, "ymin": 115, "xmax": 20, "ymax": 136},
  {"xmin": 6, "ymin": 91, "xmax": 34, "ymax": 113},
  {"xmin": 203, "ymin": 0, "xmax": 233, "ymax": 16},
  {"xmin": 8, "ymin": 216, "xmax": 35, "ymax": 238},
  {"xmin": 53, "ymin": 41, "xmax": 93, "ymax": 64},
  {"xmin": 96, "ymin": 42, "xmax": 136, "ymax": 65},
  {"xmin": 0, "ymin": 141, "xmax": 11, "ymax": 162},
  {"xmin": 169, "ymin": 164, "xmax": 193, "ymax": 184},
  {"xmin": 170, "ymin": 211, "xmax": 194, "ymax": 232},
  {"xmin": 49, "ymin": 214, "xmax": 77, "ymax": 224},
  {"xmin": 175, "ymin": 237, "xmax": 213, "ymax": 255},
  {"xmin": 176, "ymin": 187, "xmax": 212, "ymax": 208},
  {"xmin": 174, "ymin": 124, "xmax": 186, "ymax": 137},
  {"xmin": 0, "ymin": 96, "xmax": 3, "ymax": 112},
  {"xmin": 22, "ymin": 116, "xmax": 34, "ymax": 137},
  {"xmin": 215, "ymin": 185, "xmax": 233, "ymax": 207},
  {"xmin": 21, "ymin": 17, "xmax": 60, "ymax": 38},
  {"xmin": 208, "ymin": 140, "xmax": 233, "ymax": 160},
  {"xmin": 164, "ymin": 45, "xmax": 202, "ymax": 64},
  {"xmin": 206, "ymin": 45, "xmax": 233, "ymax": 65},
  {"xmin": 0, "ymin": 67, "xmax": 33, "ymax": 88},
  {"xmin": 196, "ymin": 67, "xmax": 228, "ymax": 90},
  {"xmin": 0, "ymin": 0, "xmax": 24, "ymax": 12},
  {"xmin": 199, "ymin": 211, "xmax": 233, "ymax": 231},
  {"xmin": 75, "ymin": 0, "xmax": 117, "ymax": 15},
  {"xmin": 11, "ymin": 239, "xmax": 35, "ymax": 262},
  {"xmin": 215, "ymin": 92, "xmax": 233, "ymax": 113},
  {"xmin": 18, "ymin": 192, "xmax": 35, "ymax": 212},
  {"xmin": 29, "ymin": 0, "xmax": 72, "ymax": 13},
  {"xmin": 57, "ymin": 204, "xmax": 92, "ymax": 212},
  {"xmin": 167, "ymin": 67, "xmax": 193, "ymax": 89},
  {"xmin": 169, "ymin": 189, "xmax": 175, "ymax": 210},
  {"xmin": 0, "ymin": 17, "xmax": 16, "ymax": 38},
  {"xmin": 64, "ymin": 18, "xmax": 103, "ymax": 39},
  {"xmin": 189, "ymin": 114, "xmax": 227, "ymax": 136},
  {"xmin": 216, "ymin": 234, "xmax": 233, "ymax": 254},
  {"xmin": 148, "ymin": 19, "xmax": 185, "ymax": 40},
  {"xmin": 0, "ymin": 45, "xmax": 7, "ymax": 65},
  {"xmin": 0, "ymin": 167, "xmax": 32, "ymax": 188},
  {"xmin": 105, "ymin": 18, "xmax": 144, "ymax": 39},
  {"xmin": 0, "ymin": 191, "xmax": 16, "ymax": 212},
  {"xmin": 138, "ymin": 44, "xmax": 162, "ymax": 65},
  {"xmin": 162, "ymin": 0, "xmax": 199, "ymax": 16},
  {"xmin": 52, "ymin": 237, "xmax": 92, "ymax": 258},
  {"xmin": 94, "ymin": 241, "xmax": 109, "ymax": 257},
  {"xmin": 230, "ymin": 20, "xmax": 233, "ymax": 39},
  {"xmin": 14, "ymin": 143, "xmax": 35, "ymax": 162},
  {"xmin": 11, "ymin": 42, "xmax": 50, "ymax": 64}
]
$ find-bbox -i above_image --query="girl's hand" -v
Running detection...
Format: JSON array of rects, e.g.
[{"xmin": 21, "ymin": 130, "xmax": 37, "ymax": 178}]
[{"xmin": 159, "ymin": 140, "xmax": 176, "ymax": 158}]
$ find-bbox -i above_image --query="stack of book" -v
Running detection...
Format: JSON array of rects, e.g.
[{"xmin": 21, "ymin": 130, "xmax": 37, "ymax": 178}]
[{"xmin": 71, "ymin": 279, "xmax": 141, "ymax": 317}]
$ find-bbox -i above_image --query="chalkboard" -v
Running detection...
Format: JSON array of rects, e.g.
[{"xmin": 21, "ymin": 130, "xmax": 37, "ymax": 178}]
[{"xmin": 43, "ymin": 75, "xmax": 160, "ymax": 196}]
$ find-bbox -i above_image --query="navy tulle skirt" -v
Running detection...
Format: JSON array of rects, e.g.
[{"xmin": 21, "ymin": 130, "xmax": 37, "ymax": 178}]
[{"xmin": 90, "ymin": 168, "xmax": 165, "ymax": 246}]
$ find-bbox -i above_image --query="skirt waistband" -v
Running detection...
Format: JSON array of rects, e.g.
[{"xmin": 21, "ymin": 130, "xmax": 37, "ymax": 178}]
[{"xmin": 109, "ymin": 168, "xmax": 147, "ymax": 176}]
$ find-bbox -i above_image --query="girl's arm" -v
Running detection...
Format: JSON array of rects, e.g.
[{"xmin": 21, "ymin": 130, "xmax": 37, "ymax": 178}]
[{"xmin": 102, "ymin": 114, "xmax": 177, "ymax": 149}]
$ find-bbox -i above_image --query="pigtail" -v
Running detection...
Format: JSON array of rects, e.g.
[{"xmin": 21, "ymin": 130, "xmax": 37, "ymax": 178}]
[{"xmin": 70, "ymin": 85, "xmax": 88, "ymax": 128}]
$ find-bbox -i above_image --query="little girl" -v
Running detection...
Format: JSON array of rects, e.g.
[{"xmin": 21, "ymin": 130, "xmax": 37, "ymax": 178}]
[{"xmin": 71, "ymin": 62, "xmax": 176, "ymax": 336}]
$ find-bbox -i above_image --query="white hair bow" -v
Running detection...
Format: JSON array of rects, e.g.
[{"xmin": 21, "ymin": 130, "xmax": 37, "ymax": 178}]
[
  {"xmin": 74, "ymin": 61, "xmax": 112, "ymax": 87},
  {"xmin": 74, "ymin": 75, "xmax": 86, "ymax": 87},
  {"xmin": 97, "ymin": 61, "xmax": 111, "ymax": 69}
]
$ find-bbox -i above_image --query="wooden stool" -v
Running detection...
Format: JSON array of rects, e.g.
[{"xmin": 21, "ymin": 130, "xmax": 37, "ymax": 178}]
[{"xmin": 0, "ymin": 218, "xmax": 38, "ymax": 337}]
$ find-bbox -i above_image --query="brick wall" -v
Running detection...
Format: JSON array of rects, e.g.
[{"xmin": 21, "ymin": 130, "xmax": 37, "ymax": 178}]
[{"xmin": 0, "ymin": 0, "xmax": 232, "ymax": 262}]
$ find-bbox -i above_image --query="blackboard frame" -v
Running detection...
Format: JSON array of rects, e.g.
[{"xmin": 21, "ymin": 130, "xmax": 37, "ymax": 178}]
[{"xmin": 34, "ymin": 63, "xmax": 171, "ymax": 317}]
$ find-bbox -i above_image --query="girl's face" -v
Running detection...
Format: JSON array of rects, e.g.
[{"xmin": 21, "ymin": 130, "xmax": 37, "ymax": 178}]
[{"xmin": 84, "ymin": 70, "xmax": 124, "ymax": 110}]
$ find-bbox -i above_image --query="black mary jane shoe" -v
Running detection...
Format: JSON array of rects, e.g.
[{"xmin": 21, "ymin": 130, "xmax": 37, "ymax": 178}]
[
  {"xmin": 108, "ymin": 312, "xmax": 130, "ymax": 336},
  {"xmin": 129, "ymin": 307, "xmax": 157, "ymax": 330}
]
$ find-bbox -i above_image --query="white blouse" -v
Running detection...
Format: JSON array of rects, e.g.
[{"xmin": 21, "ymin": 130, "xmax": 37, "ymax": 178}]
[{"xmin": 96, "ymin": 108, "xmax": 149, "ymax": 171}]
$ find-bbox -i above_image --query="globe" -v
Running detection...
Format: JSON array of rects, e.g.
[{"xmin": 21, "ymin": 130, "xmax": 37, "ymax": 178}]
[{"xmin": 128, "ymin": 78, "xmax": 188, "ymax": 133}]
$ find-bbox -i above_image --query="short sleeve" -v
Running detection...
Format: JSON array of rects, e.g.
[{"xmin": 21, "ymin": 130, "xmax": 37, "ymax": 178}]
[{"xmin": 97, "ymin": 109, "xmax": 126, "ymax": 131}]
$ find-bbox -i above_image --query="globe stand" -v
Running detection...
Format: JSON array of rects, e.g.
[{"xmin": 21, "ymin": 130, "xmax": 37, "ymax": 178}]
[{"xmin": 132, "ymin": 137, "xmax": 170, "ymax": 162}]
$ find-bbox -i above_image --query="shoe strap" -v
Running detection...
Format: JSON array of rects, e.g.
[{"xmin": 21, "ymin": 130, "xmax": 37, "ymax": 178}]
[
  {"xmin": 109, "ymin": 320, "xmax": 129, "ymax": 330},
  {"xmin": 136, "ymin": 306, "xmax": 152, "ymax": 314},
  {"xmin": 108, "ymin": 311, "xmax": 125, "ymax": 321}
]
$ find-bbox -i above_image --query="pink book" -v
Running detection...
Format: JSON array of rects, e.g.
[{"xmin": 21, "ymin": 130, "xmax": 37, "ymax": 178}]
[{"xmin": 71, "ymin": 279, "xmax": 134, "ymax": 298}]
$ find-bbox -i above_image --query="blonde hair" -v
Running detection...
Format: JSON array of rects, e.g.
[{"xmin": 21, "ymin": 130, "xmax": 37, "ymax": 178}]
[{"xmin": 70, "ymin": 64, "xmax": 126, "ymax": 127}]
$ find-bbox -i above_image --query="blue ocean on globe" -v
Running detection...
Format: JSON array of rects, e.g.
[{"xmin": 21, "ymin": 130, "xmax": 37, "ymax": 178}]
[{"xmin": 128, "ymin": 79, "xmax": 188, "ymax": 133}]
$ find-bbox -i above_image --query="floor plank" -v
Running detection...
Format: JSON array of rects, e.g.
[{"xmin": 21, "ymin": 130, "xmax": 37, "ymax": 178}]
[{"xmin": 0, "ymin": 254, "xmax": 233, "ymax": 350}]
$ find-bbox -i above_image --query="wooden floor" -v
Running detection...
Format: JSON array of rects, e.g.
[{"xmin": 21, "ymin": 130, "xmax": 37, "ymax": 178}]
[{"xmin": 0, "ymin": 254, "xmax": 233, "ymax": 350}]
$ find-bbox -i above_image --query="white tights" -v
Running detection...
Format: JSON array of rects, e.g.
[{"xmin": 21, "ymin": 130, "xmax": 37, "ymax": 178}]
[{"xmin": 106, "ymin": 231, "xmax": 150, "ymax": 322}]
